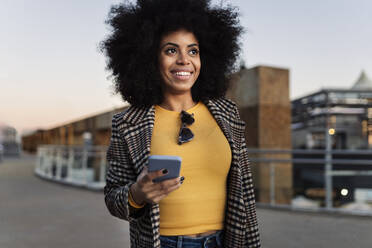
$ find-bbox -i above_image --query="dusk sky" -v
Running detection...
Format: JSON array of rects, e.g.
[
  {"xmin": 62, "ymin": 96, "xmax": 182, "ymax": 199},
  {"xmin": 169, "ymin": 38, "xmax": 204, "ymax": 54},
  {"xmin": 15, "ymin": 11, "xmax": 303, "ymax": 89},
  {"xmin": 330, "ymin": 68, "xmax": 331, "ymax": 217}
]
[{"xmin": 1, "ymin": 0, "xmax": 371, "ymax": 135}]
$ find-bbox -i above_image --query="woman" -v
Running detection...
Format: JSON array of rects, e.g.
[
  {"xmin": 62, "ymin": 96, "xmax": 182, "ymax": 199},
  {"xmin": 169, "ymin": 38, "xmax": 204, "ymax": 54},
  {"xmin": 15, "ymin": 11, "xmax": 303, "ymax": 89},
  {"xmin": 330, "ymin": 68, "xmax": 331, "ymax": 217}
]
[{"xmin": 101, "ymin": 0, "xmax": 260, "ymax": 247}]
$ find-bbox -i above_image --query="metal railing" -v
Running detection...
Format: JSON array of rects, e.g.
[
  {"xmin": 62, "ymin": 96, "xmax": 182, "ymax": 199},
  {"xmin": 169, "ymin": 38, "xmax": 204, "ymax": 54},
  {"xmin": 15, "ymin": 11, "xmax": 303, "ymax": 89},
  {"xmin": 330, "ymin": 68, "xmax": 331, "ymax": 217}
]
[
  {"xmin": 35, "ymin": 145, "xmax": 107, "ymax": 190},
  {"xmin": 248, "ymin": 148, "xmax": 372, "ymax": 216},
  {"xmin": 35, "ymin": 145, "xmax": 372, "ymax": 215}
]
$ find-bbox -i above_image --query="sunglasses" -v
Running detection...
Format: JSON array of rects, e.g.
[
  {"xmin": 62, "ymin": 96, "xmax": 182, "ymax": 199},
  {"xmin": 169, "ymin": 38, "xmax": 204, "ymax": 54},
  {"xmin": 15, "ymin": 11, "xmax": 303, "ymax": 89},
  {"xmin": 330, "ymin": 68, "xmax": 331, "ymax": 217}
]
[{"xmin": 178, "ymin": 110, "xmax": 195, "ymax": 145}]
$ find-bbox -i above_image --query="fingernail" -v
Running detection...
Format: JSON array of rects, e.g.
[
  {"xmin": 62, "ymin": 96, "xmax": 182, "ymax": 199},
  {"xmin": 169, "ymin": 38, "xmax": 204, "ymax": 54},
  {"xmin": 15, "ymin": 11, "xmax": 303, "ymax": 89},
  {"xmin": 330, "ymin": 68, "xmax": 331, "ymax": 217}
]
[
  {"xmin": 162, "ymin": 169, "xmax": 168, "ymax": 174},
  {"xmin": 180, "ymin": 176, "xmax": 185, "ymax": 181}
]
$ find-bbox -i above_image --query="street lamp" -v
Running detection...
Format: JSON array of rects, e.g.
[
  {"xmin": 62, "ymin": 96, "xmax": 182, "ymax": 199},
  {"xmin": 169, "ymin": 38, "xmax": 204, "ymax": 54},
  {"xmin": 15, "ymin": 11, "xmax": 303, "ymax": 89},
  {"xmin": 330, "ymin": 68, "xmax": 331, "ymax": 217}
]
[{"xmin": 328, "ymin": 128, "xmax": 335, "ymax": 136}]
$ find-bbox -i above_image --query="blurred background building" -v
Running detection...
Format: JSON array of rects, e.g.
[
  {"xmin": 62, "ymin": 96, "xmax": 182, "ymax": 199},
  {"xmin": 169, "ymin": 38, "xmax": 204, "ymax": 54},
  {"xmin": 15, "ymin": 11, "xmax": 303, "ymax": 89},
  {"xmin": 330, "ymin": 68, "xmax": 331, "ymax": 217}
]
[
  {"xmin": 227, "ymin": 66, "xmax": 292, "ymax": 204},
  {"xmin": 0, "ymin": 124, "xmax": 21, "ymax": 158},
  {"xmin": 22, "ymin": 106, "xmax": 127, "ymax": 152},
  {"xmin": 292, "ymin": 70, "xmax": 372, "ymax": 150},
  {"xmin": 291, "ymin": 70, "xmax": 372, "ymax": 206}
]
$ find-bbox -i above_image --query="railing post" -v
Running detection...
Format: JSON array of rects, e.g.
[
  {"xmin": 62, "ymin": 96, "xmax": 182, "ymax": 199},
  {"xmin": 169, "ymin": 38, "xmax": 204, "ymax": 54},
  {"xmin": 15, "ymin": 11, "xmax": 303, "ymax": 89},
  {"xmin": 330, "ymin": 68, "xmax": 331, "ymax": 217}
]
[
  {"xmin": 67, "ymin": 148, "xmax": 74, "ymax": 182},
  {"xmin": 325, "ymin": 113, "xmax": 333, "ymax": 210},
  {"xmin": 48, "ymin": 147, "xmax": 54, "ymax": 178},
  {"xmin": 270, "ymin": 162, "xmax": 275, "ymax": 205},
  {"xmin": 36, "ymin": 147, "xmax": 42, "ymax": 173},
  {"xmin": 41, "ymin": 147, "xmax": 47, "ymax": 174},
  {"xmin": 56, "ymin": 147, "xmax": 63, "ymax": 180},
  {"xmin": 82, "ymin": 147, "xmax": 88, "ymax": 185}
]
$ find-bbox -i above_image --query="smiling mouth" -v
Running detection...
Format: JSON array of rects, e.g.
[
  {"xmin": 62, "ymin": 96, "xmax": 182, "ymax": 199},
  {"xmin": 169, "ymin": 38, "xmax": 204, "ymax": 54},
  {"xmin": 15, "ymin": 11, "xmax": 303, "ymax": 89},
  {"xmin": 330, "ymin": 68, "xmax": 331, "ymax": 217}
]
[{"xmin": 171, "ymin": 70, "xmax": 193, "ymax": 80}]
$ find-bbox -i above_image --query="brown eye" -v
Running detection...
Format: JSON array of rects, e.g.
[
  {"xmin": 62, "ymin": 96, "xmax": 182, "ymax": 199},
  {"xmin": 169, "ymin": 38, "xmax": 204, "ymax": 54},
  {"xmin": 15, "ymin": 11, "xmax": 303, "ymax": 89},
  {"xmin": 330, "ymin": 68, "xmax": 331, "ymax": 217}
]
[
  {"xmin": 189, "ymin": 48, "xmax": 199, "ymax": 56},
  {"xmin": 165, "ymin": 48, "xmax": 177, "ymax": 54}
]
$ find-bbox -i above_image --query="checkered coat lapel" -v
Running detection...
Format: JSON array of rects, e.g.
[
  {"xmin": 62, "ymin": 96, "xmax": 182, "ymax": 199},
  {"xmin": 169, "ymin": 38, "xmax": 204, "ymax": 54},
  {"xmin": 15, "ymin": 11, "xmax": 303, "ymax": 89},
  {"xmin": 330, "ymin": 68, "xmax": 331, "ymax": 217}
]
[
  {"xmin": 104, "ymin": 98, "xmax": 260, "ymax": 248},
  {"xmin": 203, "ymin": 99, "xmax": 260, "ymax": 247}
]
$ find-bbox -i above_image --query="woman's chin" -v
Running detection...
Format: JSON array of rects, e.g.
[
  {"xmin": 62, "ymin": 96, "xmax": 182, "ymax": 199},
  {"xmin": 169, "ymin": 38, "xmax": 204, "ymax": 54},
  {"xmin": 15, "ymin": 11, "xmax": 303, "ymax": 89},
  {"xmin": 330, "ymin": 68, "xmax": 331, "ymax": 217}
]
[{"xmin": 163, "ymin": 81, "xmax": 195, "ymax": 95}]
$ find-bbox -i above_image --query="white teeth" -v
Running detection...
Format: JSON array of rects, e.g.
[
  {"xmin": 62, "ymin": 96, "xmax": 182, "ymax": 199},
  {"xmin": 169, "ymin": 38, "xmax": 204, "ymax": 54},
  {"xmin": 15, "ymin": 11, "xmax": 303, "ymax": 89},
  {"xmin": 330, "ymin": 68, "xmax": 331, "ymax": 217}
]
[{"xmin": 174, "ymin": 71, "xmax": 191, "ymax": 76}]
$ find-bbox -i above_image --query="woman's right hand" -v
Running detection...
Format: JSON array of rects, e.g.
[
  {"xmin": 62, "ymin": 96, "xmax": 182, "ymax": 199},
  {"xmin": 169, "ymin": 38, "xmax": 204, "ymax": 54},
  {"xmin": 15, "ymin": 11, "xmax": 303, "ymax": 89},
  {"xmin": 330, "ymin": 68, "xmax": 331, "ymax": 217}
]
[{"xmin": 130, "ymin": 166, "xmax": 184, "ymax": 205}]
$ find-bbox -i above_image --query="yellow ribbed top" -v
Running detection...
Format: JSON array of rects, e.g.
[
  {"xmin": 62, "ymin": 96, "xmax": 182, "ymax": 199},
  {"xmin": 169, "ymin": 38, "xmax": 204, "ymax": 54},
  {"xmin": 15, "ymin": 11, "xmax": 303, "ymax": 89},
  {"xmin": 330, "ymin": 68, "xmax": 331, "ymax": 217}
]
[{"xmin": 150, "ymin": 102, "xmax": 231, "ymax": 236}]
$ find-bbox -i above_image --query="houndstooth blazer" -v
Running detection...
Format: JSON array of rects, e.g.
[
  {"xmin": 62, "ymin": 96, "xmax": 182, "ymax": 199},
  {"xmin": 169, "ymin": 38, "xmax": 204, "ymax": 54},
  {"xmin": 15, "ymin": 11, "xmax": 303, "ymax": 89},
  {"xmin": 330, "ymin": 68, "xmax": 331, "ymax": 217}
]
[{"xmin": 104, "ymin": 97, "xmax": 261, "ymax": 247}]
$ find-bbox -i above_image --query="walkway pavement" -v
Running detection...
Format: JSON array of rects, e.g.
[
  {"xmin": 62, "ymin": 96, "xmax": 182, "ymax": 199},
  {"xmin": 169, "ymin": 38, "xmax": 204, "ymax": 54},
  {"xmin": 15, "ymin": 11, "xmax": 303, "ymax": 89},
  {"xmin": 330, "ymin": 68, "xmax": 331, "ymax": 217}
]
[{"xmin": 1, "ymin": 154, "xmax": 371, "ymax": 248}]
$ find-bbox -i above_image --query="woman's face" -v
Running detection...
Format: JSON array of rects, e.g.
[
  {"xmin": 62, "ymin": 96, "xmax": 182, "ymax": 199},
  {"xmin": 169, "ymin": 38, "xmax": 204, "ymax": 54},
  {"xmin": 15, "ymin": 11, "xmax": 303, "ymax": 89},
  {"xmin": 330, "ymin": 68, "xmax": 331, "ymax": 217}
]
[{"xmin": 158, "ymin": 29, "xmax": 201, "ymax": 96}]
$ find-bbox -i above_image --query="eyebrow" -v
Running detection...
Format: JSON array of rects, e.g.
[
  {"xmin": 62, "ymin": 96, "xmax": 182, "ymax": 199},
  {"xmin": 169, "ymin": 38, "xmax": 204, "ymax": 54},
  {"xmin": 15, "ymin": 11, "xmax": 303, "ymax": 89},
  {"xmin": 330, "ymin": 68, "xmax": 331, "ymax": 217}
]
[{"xmin": 160, "ymin": 42, "xmax": 199, "ymax": 49}]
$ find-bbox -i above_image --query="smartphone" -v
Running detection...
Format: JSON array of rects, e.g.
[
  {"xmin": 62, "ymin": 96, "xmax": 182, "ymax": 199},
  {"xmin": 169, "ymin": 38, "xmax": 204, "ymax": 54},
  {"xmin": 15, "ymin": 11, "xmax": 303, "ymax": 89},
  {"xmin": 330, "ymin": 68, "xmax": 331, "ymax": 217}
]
[{"xmin": 148, "ymin": 155, "xmax": 182, "ymax": 183}]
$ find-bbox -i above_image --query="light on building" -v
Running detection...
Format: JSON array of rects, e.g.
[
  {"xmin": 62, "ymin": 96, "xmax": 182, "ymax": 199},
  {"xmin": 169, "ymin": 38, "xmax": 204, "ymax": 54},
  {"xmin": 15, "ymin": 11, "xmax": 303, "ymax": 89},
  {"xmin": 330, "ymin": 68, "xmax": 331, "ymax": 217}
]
[
  {"xmin": 328, "ymin": 128, "xmax": 335, "ymax": 135},
  {"xmin": 341, "ymin": 188, "xmax": 348, "ymax": 196},
  {"xmin": 362, "ymin": 120, "xmax": 368, "ymax": 135},
  {"xmin": 330, "ymin": 115, "xmax": 336, "ymax": 124}
]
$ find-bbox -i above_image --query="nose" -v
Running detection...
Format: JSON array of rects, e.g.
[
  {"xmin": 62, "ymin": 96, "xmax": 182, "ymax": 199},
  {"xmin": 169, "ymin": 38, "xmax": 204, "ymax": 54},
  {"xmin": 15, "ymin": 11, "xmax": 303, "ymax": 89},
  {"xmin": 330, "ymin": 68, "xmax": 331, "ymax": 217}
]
[{"xmin": 176, "ymin": 51, "xmax": 190, "ymax": 65}]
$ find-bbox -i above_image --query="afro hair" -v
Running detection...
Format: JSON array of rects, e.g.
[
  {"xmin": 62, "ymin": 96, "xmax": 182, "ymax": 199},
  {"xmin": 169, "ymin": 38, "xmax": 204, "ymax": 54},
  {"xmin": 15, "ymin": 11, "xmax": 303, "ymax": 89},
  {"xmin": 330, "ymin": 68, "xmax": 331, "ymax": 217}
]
[{"xmin": 101, "ymin": 0, "xmax": 243, "ymax": 107}]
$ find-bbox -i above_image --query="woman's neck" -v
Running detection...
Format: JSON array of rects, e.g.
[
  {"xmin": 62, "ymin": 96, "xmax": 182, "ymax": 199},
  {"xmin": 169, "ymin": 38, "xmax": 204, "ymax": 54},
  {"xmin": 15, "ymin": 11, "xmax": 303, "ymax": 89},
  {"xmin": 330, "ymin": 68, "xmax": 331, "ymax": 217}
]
[{"xmin": 159, "ymin": 94, "xmax": 197, "ymax": 112}]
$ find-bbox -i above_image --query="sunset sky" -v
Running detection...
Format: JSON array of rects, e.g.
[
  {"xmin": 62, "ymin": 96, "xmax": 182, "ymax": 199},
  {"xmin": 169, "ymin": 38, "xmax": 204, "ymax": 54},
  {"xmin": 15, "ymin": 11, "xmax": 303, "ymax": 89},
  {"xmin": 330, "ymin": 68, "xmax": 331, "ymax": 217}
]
[{"xmin": 1, "ymin": 0, "xmax": 371, "ymax": 135}]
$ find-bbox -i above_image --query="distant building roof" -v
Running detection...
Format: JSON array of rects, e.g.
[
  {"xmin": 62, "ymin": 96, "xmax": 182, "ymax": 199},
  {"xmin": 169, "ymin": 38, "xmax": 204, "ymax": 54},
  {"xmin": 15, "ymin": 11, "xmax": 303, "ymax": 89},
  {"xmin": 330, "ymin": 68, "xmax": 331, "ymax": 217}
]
[{"xmin": 351, "ymin": 70, "xmax": 372, "ymax": 90}]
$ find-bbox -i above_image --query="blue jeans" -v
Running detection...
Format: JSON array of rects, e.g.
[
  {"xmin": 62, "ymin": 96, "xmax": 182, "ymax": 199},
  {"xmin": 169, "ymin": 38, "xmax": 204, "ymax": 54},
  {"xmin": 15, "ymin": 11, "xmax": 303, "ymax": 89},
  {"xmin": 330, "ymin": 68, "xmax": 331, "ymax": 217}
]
[{"xmin": 160, "ymin": 230, "xmax": 223, "ymax": 248}]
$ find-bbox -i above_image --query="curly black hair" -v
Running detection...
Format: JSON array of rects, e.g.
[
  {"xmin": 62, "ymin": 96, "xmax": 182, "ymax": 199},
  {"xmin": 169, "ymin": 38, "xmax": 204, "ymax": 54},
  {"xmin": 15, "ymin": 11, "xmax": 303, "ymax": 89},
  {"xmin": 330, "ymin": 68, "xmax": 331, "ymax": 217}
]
[{"xmin": 101, "ymin": 0, "xmax": 243, "ymax": 107}]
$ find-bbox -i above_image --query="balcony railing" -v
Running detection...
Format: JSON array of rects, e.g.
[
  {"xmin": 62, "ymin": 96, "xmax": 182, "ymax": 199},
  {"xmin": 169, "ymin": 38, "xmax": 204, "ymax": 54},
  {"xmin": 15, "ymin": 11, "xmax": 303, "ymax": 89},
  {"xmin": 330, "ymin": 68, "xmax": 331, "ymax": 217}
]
[
  {"xmin": 35, "ymin": 145, "xmax": 372, "ymax": 216},
  {"xmin": 35, "ymin": 145, "xmax": 107, "ymax": 190},
  {"xmin": 248, "ymin": 148, "xmax": 372, "ymax": 216}
]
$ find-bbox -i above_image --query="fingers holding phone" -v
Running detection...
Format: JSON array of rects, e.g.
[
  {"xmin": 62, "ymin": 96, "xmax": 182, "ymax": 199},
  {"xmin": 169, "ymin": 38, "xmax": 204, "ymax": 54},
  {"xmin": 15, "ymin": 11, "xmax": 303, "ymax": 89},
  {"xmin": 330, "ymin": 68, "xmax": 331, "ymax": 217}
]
[
  {"xmin": 130, "ymin": 156, "xmax": 183, "ymax": 205},
  {"xmin": 147, "ymin": 171, "xmax": 184, "ymax": 204}
]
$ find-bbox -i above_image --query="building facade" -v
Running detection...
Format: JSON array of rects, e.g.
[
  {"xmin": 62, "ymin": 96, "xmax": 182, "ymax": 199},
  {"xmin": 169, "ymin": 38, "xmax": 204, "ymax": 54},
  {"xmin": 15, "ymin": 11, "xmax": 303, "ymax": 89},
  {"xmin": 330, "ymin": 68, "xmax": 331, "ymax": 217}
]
[
  {"xmin": 292, "ymin": 71, "xmax": 372, "ymax": 150},
  {"xmin": 22, "ymin": 106, "xmax": 128, "ymax": 152},
  {"xmin": 291, "ymin": 71, "xmax": 372, "ymax": 204}
]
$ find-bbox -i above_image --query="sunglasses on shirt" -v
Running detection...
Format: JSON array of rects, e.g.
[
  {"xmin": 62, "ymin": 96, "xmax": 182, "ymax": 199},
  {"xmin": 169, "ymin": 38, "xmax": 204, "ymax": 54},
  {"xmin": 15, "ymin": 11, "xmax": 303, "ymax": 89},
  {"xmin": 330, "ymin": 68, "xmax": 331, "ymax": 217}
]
[{"xmin": 178, "ymin": 110, "xmax": 195, "ymax": 145}]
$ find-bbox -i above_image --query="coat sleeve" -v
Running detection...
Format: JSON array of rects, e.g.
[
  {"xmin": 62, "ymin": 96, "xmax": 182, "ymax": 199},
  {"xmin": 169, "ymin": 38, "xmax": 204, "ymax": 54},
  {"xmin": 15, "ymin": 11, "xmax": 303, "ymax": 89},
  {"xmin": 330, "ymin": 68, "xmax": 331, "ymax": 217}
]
[
  {"xmin": 233, "ymin": 104, "xmax": 261, "ymax": 247},
  {"xmin": 104, "ymin": 115, "xmax": 148, "ymax": 222}
]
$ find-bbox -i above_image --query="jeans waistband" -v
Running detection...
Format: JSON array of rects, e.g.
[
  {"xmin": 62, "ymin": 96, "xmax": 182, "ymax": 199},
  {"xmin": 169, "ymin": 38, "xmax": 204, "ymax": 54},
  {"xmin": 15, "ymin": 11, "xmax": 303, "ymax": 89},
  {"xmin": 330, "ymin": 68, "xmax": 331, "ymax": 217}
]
[{"xmin": 160, "ymin": 230, "xmax": 223, "ymax": 248}]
